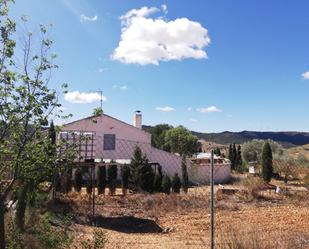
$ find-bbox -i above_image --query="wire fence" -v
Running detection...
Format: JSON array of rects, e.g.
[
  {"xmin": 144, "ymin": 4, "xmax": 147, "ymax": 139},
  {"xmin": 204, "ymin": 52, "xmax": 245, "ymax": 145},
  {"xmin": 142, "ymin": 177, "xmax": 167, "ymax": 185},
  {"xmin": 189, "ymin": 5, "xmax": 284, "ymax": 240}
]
[{"xmin": 57, "ymin": 132, "xmax": 309, "ymax": 248}]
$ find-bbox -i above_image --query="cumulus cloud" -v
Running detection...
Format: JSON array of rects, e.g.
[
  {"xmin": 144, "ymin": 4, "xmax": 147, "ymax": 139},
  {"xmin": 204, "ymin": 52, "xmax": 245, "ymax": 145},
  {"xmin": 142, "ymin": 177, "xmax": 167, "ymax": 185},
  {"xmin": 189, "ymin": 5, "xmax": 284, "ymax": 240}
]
[
  {"xmin": 187, "ymin": 107, "xmax": 193, "ymax": 111},
  {"xmin": 155, "ymin": 106, "xmax": 175, "ymax": 112},
  {"xmin": 80, "ymin": 14, "xmax": 98, "ymax": 22},
  {"xmin": 302, "ymin": 71, "xmax": 309, "ymax": 80},
  {"xmin": 112, "ymin": 5, "xmax": 210, "ymax": 65},
  {"xmin": 64, "ymin": 91, "xmax": 107, "ymax": 104},
  {"xmin": 197, "ymin": 106, "xmax": 222, "ymax": 113}
]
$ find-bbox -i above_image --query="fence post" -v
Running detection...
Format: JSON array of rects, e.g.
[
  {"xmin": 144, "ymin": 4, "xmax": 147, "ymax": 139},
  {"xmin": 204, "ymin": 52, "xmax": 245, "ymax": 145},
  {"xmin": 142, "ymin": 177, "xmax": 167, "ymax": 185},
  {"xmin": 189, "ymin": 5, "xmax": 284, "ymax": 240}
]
[{"xmin": 210, "ymin": 150, "xmax": 215, "ymax": 249}]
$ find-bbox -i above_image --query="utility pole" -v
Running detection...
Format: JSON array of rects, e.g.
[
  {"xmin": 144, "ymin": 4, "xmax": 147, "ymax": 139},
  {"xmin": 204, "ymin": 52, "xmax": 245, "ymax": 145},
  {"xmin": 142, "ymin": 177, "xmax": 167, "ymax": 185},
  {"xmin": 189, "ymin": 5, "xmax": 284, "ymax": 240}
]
[{"xmin": 210, "ymin": 150, "xmax": 215, "ymax": 249}]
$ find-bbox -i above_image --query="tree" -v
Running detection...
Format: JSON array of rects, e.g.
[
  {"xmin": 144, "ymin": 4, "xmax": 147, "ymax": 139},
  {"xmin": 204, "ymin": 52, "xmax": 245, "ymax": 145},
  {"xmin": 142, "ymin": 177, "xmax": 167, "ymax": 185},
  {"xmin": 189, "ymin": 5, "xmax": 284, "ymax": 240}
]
[
  {"xmin": 148, "ymin": 124, "xmax": 173, "ymax": 151},
  {"xmin": 262, "ymin": 142, "xmax": 273, "ymax": 183},
  {"xmin": 171, "ymin": 173, "xmax": 182, "ymax": 193},
  {"xmin": 153, "ymin": 174, "xmax": 162, "ymax": 192},
  {"xmin": 107, "ymin": 164, "xmax": 118, "ymax": 196},
  {"xmin": 121, "ymin": 164, "xmax": 130, "ymax": 195},
  {"xmin": 228, "ymin": 144, "xmax": 233, "ymax": 163},
  {"xmin": 130, "ymin": 146, "xmax": 154, "ymax": 192},
  {"xmin": 61, "ymin": 170, "xmax": 73, "ymax": 194},
  {"xmin": 181, "ymin": 155, "xmax": 189, "ymax": 193},
  {"xmin": 0, "ymin": 2, "xmax": 76, "ymax": 245},
  {"xmin": 214, "ymin": 148, "xmax": 221, "ymax": 157},
  {"xmin": 15, "ymin": 183, "xmax": 28, "ymax": 231},
  {"xmin": 97, "ymin": 165, "xmax": 106, "ymax": 195},
  {"xmin": 74, "ymin": 168, "xmax": 83, "ymax": 193},
  {"xmin": 235, "ymin": 145, "xmax": 244, "ymax": 172},
  {"xmin": 86, "ymin": 174, "xmax": 93, "ymax": 195},
  {"xmin": 164, "ymin": 126, "xmax": 198, "ymax": 156},
  {"xmin": 161, "ymin": 175, "xmax": 171, "ymax": 194}
]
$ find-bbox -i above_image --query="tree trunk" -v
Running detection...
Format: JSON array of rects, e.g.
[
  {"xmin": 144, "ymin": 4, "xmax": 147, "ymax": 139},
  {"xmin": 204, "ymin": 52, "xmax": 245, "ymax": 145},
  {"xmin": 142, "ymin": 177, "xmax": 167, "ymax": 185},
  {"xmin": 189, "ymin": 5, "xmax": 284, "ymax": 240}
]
[{"xmin": 0, "ymin": 197, "xmax": 5, "ymax": 249}]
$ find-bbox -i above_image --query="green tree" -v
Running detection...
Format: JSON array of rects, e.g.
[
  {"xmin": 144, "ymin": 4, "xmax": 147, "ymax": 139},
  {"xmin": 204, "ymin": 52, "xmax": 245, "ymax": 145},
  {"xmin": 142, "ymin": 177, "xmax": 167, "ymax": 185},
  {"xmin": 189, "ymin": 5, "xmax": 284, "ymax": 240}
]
[
  {"xmin": 262, "ymin": 142, "xmax": 273, "ymax": 183},
  {"xmin": 107, "ymin": 164, "xmax": 118, "ymax": 196},
  {"xmin": 130, "ymin": 146, "xmax": 154, "ymax": 192},
  {"xmin": 181, "ymin": 155, "xmax": 189, "ymax": 193},
  {"xmin": 235, "ymin": 145, "xmax": 243, "ymax": 172},
  {"xmin": 15, "ymin": 183, "xmax": 28, "ymax": 231},
  {"xmin": 171, "ymin": 173, "xmax": 182, "ymax": 193},
  {"xmin": 74, "ymin": 168, "xmax": 83, "ymax": 193},
  {"xmin": 97, "ymin": 165, "xmax": 106, "ymax": 195},
  {"xmin": 161, "ymin": 175, "xmax": 171, "ymax": 195},
  {"xmin": 164, "ymin": 126, "xmax": 198, "ymax": 156},
  {"xmin": 121, "ymin": 164, "xmax": 130, "ymax": 195},
  {"xmin": 86, "ymin": 174, "xmax": 93, "ymax": 195},
  {"xmin": 148, "ymin": 124, "xmax": 173, "ymax": 151},
  {"xmin": 228, "ymin": 144, "xmax": 233, "ymax": 163}
]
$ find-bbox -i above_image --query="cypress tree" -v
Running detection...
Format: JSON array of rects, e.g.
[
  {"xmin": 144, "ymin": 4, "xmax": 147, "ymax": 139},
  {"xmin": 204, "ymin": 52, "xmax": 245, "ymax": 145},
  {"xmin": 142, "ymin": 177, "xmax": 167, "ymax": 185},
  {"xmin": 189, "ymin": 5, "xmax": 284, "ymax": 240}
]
[
  {"xmin": 181, "ymin": 155, "xmax": 189, "ymax": 193},
  {"xmin": 86, "ymin": 174, "xmax": 93, "ymax": 195},
  {"xmin": 161, "ymin": 175, "xmax": 171, "ymax": 195},
  {"xmin": 232, "ymin": 144, "xmax": 237, "ymax": 170},
  {"xmin": 97, "ymin": 165, "xmax": 106, "ymax": 195},
  {"xmin": 228, "ymin": 144, "xmax": 233, "ymax": 163},
  {"xmin": 108, "ymin": 164, "xmax": 118, "ymax": 196},
  {"xmin": 74, "ymin": 168, "xmax": 83, "ymax": 193},
  {"xmin": 153, "ymin": 174, "xmax": 162, "ymax": 192},
  {"xmin": 236, "ymin": 145, "xmax": 243, "ymax": 172},
  {"xmin": 62, "ymin": 171, "xmax": 73, "ymax": 194},
  {"xmin": 121, "ymin": 164, "xmax": 130, "ymax": 195},
  {"xmin": 171, "ymin": 173, "xmax": 182, "ymax": 193},
  {"xmin": 262, "ymin": 142, "xmax": 273, "ymax": 183}
]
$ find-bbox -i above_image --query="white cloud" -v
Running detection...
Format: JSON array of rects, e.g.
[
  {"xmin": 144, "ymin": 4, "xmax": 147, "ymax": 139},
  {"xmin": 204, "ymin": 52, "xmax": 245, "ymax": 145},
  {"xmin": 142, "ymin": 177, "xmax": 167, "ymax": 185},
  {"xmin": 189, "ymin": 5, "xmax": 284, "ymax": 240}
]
[
  {"xmin": 161, "ymin": 4, "xmax": 168, "ymax": 15},
  {"xmin": 187, "ymin": 107, "xmax": 192, "ymax": 111},
  {"xmin": 98, "ymin": 68, "xmax": 107, "ymax": 73},
  {"xmin": 64, "ymin": 91, "xmax": 107, "ymax": 104},
  {"xmin": 302, "ymin": 71, "xmax": 309, "ymax": 80},
  {"xmin": 112, "ymin": 5, "xmax": 210, "ymax": 65},
  {"xmin": 155, "ymin": 106, "xmax": 175, "ymax": 112},
  {"xmin": 113, "ymin": 85, "xmax": 128, "ymax": 91},
  {"xmin": 189, "ymin": 118, "xmax": 198, "ymax": 122},
  {"xmin": 80, "ymin": 14, "xmax": 98, "ymax": 22},
  {"xmin": 197, "ymin": 106, "xmax": 222, "ymax": 113}
]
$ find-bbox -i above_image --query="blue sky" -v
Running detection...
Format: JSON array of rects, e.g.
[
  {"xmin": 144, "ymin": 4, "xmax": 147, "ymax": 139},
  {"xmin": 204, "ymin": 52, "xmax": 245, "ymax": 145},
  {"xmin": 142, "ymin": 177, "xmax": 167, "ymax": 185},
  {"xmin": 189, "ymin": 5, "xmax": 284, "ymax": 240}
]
[{"xmin": 10, "ymin": 0, "xmax": 309, "ymax": 132}]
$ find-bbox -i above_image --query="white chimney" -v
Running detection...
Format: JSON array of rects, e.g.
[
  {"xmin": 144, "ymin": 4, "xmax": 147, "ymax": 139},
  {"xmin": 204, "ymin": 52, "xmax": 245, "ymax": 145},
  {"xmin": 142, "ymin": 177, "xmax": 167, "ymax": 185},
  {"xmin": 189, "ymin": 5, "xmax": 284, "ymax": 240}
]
[{"xmin": 133, "ymin": 110, "xmax": 142, "ymax": 129}]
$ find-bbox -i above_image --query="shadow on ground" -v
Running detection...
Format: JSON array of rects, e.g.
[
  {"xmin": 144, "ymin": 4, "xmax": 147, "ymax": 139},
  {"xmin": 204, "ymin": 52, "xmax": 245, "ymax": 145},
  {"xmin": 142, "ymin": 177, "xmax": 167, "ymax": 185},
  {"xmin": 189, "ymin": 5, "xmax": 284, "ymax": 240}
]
[{"xmin": 93, "ymin": 216, "xmax": 163, "ymax": 234}]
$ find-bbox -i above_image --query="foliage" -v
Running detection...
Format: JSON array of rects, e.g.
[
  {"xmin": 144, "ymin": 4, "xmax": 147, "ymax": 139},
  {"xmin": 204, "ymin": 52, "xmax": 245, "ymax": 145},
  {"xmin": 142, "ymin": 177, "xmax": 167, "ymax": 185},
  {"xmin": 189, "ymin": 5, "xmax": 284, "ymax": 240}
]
[
  {"xmin": 153, "ymin": 174, "xmax": 162, "ymax": 192},
  {"xmin": 214, "ymin": 148, "xmax": 221, "ymax": 156},
  {"xmin": 74, "ymin": 168, "xmax": 83, "ymax": 192},
  {"xmin": 61, "ymin": 171, "xmax": 73, "ymax": 194},
  {"xmin": 242, "ymin": 139, "xmax": 284, "ymax": 165},
  {"xmin": 164, "ymin": 126, "xmax": 199, "ymax": 156},
  {"xmin": 97, "ymin": 165, "xmax": 106, "ymax": 195},
  {"xmin": 130, "ymin": 146, "xmax": 154, "ymax": 192},
  {"xmin": 262, "ymin": 142, "xmax": 273, "ymax": 183},
  {"xmin": 161, "ymin": 175, "xmax": 171, "ymax": 195},
  {"xmin": 121, "ymin": 164, "xmax": 130, "ymax": 195},
  {"xmin": 148, "ymin": 124, "xmax": 173, "ymax": 151},
  {"xmin": 107, "ymin": 164, "xmax": 118, "ymax": 196},
  {"xmin": 86, "ymin": 174, "xmax": 93, "ymax": 195},
  {"xmin": 171, "ymin": 174, "xmax": 182, "ymax": 193},
  {"xmin": 181, "ymin": 155, "xmax": 189, "ymax": 193},
  {"xmin": 15, "ymin": 183, "xmax": 28, "ymax": 231},
  {"xmin": 92, "ymin": 107, "xmax": 103, "ymax": 116}
]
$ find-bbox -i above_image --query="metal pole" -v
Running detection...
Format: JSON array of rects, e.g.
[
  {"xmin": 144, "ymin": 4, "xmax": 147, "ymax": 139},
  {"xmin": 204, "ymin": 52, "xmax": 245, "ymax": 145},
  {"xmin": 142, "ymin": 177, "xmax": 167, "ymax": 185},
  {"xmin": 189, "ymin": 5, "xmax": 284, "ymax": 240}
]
[{"xmin": 210, "ymin": 150, "xmax": 215, "ymax": 249}]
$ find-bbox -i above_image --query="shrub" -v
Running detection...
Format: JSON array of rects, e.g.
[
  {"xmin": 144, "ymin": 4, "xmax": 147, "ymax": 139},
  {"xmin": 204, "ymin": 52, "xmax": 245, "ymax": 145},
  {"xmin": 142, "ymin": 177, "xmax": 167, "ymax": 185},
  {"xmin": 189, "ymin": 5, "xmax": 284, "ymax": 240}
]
[
  {"xmin": 262, "ymin": 142, "xmax": 273, "ymax": 183},
  {"xmin": 61, "ymin": 171, "xmax": 73, "ymax": 194},
  {"xmin": 181, "ymin": 155, "xmax": 189, "ymax": 193},
  {"xmin": 153, "ymin": 174, "xmax": 162, "ymax": 192},
  {"xmin": 86, "ymin": 175, "xmax": 93, "ymax": 195},
  {"xmin": 138, "ymin": 163, "xmax": 154, "ymax": 193},
  {"xmin": 97, "ymin": 165, "xmax": 106, "ymax": 195},
  {"xmin": 161, "ymin": 175, "xmax": 171, "ymax": 195},
  {"xmin": 171, "ymin": 173, "xmax": 182, "ymax": 193},
  {"xmin": 74, "ymin": 168, "xmax": 83, "ymax": 193},
  {"xmin": 121, "ymin": 164, "xmax": 130, "ymax": 195},
  {"xmin": 107, "ymin": 164, "xmax": 118, "ymax": 196}
]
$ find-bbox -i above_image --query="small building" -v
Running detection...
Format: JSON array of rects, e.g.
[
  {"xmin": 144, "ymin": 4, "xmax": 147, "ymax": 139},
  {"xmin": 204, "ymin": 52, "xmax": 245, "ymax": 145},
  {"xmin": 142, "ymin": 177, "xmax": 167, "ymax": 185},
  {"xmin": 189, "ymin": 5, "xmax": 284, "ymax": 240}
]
[{"xmin": 190, "ymin": 153, "xmax": 231, "ymax": 184}]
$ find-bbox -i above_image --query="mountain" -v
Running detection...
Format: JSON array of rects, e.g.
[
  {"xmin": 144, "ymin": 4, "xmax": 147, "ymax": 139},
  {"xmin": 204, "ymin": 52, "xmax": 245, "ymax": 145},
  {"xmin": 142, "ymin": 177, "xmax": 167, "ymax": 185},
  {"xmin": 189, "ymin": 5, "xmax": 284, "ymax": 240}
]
[{"xmin": 143, "ymin": 125, "xmax": 309, "ymax": 148}]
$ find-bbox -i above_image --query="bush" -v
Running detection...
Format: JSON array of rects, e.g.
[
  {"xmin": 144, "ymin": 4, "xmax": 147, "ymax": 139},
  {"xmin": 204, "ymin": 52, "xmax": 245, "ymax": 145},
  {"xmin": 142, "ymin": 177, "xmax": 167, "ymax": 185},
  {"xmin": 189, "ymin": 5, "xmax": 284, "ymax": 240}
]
[
  {"xmin": 108, "ymin": 164, "xmax": 118, "ymax": 196},
  {"xmin": 171, "ymin": 173, "xmax": 182, "ymax": 193},
  {"xmin": 97, "ymin": 165, "xmax": 106, "ymax": 195},
  {"xmin": 86, "ymin": 175, "xmax": 93, "ymax": 195},
  {"xmin": 153, "ymin": 174, "xmax": 162, "ymax": 192},
  {"xmin": 121, "ymin": 164, "xmax": 130, "ymax": 195},
  {"xmin": 181, "ymin": 156, "xmax": 189, "ymax": 193},
  {"xmin": 74, "ymin": 169, "xmax": 83, "ymax": 193},
  {"xmin": 61, "ymin": 171, "xmax": 73, "ymax": 194},
  {"xmin": 138, "ymin": 163, "xmax": 154, "ymax": 193},
  {"xmin": 161, "ymin": 175, "xmax": 171, "ymax": 195}
]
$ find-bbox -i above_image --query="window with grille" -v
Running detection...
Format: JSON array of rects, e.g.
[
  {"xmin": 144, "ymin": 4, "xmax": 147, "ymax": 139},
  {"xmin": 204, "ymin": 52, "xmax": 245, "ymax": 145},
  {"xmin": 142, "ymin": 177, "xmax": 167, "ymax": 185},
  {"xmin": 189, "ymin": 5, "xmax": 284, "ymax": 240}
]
[{"xmin": 103, "ymin": 134, "xmax": 116, "ymax": 150}]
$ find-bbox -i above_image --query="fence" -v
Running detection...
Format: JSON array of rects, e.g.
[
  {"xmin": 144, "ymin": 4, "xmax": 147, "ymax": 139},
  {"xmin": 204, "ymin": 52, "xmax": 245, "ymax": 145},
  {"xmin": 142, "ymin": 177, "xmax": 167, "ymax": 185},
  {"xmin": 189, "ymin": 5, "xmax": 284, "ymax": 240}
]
[{"xmin": 57, "ymin": 133, "xmax": 309, "ymax": 248}]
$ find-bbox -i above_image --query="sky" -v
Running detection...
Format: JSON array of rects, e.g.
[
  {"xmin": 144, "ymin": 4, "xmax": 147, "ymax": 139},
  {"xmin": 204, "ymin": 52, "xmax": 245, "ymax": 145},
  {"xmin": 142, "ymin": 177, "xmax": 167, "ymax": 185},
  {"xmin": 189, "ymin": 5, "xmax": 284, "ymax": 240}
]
[{"xmin": 10, "ymin": 0, "xmax": 309, "ymax": 133}]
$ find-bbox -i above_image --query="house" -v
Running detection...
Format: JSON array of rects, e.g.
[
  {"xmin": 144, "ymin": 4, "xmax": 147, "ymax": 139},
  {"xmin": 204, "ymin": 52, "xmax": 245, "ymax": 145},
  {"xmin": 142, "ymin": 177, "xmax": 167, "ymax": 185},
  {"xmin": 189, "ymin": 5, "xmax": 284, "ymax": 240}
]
[
  {"xmin": 59, "ymin": 111, "xmax": 231, "ymax": 184},
  {"xmin": 59, "ymin": 111, "xmax": 184, "ymax": 178}
]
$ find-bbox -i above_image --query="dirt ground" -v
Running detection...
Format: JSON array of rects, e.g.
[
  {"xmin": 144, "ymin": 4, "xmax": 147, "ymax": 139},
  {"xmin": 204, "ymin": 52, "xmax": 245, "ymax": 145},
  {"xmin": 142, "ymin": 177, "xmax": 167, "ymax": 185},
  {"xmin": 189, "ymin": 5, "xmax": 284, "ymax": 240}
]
[{"xmin": 63, "ymin": 179, "xmax": 309, "ymax": 249}]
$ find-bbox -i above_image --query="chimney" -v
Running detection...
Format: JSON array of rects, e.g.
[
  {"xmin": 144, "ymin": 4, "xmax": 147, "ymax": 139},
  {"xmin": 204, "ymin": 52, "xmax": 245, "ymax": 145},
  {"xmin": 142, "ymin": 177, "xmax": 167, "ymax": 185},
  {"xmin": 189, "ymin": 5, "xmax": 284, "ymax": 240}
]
[{"xmin": 133, "ymin": 110, "xmax": 142, "ymax": 129}]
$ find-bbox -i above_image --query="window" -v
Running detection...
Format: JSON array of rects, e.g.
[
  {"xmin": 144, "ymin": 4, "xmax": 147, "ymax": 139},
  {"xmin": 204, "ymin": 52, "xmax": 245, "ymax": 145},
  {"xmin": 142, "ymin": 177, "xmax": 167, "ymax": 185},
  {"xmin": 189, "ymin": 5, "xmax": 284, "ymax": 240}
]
[{"xmin": 104, "ymin": 134, "xmax": 116, "ymax": 150}]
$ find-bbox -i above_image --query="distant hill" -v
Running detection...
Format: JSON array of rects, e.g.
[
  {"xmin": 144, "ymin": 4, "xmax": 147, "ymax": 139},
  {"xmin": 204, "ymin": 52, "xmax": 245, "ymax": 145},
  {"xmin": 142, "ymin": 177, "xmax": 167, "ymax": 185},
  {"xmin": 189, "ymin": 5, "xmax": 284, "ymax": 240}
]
[{"xmin": 143, "ymin": 125, "xmax": 309, "ymax": 148}]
